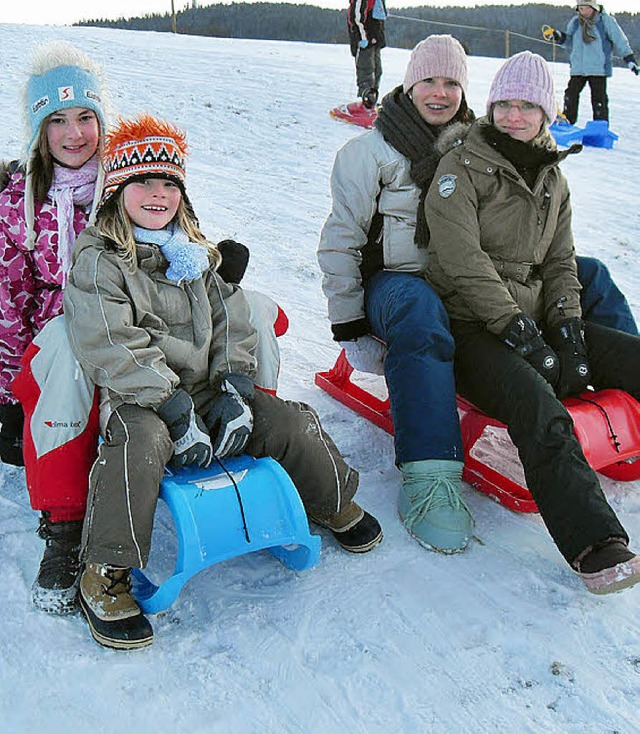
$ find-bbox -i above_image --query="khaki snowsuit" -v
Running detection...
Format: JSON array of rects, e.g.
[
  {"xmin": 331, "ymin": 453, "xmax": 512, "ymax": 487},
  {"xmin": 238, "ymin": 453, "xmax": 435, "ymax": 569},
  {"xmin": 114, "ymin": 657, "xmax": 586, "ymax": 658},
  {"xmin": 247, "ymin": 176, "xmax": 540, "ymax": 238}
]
[{"xmin": 64, "ymin": 228, "xmax": 358, "ymax": 567}]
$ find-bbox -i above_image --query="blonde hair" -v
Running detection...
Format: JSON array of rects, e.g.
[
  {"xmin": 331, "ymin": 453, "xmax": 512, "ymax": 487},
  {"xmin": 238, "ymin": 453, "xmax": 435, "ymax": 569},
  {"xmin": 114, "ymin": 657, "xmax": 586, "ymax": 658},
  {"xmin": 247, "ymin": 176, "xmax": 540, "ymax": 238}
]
[{"xmin": 96, "ymin": 191, "xmax": 221, "ymax": 272}]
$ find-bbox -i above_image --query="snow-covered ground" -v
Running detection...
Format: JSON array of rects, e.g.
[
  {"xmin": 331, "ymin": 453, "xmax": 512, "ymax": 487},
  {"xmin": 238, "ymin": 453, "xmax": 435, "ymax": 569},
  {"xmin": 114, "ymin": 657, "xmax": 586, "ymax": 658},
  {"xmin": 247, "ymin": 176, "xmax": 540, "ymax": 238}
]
[{"xmin": 1, "ymin": 22, "xmax": 640, "ymax": 734}]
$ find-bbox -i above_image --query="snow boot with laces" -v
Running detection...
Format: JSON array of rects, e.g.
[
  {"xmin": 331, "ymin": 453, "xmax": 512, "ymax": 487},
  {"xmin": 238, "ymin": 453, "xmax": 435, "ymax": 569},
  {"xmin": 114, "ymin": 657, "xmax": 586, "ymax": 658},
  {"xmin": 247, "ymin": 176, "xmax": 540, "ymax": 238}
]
[
  {"xmin": 398, "ymin": 459, "xmax": 474, "ymax": 554},
  {"xmin": 31, "ymin": 513, "xmax": 83, "ymax": 614},
  {"xmin": 79, "ymin": 563, "xmax": 153, "ymax": 650}
]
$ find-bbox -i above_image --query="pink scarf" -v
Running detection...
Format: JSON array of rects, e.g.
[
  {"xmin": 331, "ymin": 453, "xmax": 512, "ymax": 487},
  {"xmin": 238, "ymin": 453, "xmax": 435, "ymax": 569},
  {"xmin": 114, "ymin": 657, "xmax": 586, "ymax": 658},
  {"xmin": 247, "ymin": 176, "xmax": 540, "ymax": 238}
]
[{"xmin": 48, "ymin": 156, "xmax": 100, "ymax": 281}]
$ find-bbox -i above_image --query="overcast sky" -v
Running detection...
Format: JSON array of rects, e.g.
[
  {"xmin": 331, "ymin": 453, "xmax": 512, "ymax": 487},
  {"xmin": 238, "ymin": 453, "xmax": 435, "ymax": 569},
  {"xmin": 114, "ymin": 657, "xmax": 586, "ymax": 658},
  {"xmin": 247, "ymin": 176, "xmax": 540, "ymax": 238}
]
[{"xmin": 1, "ymin": 1, "xmax": 637, "ymax": 27}]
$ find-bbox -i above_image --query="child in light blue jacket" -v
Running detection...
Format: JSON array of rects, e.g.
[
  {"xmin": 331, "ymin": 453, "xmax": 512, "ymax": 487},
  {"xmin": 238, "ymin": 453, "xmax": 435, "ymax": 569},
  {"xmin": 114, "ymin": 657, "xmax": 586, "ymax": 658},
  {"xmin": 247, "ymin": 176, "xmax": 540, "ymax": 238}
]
[{"xmin": 550, "ymin": 2, "xmax": 638, "ymax": 124}]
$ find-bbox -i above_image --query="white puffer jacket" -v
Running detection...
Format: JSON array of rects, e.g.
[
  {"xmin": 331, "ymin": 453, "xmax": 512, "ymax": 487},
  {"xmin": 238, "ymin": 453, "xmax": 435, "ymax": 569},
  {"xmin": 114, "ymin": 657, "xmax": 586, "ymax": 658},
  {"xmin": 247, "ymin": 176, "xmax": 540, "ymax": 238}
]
[{"xmin": 318, "ymin": 128, "xmax": 428, "ymax": 338}]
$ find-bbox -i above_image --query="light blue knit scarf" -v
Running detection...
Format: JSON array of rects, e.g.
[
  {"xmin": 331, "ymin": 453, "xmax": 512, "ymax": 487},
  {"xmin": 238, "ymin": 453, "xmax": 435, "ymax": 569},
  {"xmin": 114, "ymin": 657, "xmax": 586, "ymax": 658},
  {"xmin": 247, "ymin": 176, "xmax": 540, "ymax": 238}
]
[{"xmin": 133, "ymin": 223, "xmax": 210, "ymax": 284}]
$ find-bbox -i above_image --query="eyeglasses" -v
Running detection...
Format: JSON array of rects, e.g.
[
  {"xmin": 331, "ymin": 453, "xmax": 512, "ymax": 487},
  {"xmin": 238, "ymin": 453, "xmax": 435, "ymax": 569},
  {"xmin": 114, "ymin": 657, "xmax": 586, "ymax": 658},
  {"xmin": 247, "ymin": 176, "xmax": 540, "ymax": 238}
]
[{"xmin": 493, "ymin": 101, "xmax": 542, "ymax": 115}]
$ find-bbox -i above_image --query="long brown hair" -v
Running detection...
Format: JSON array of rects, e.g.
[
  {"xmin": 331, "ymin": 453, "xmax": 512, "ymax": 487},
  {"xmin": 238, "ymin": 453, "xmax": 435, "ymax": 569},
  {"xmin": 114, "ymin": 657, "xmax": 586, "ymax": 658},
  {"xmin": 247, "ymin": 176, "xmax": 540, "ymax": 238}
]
[{"xmin": 30, "ymin": 123, "xmax": 55, "ymax": 202}]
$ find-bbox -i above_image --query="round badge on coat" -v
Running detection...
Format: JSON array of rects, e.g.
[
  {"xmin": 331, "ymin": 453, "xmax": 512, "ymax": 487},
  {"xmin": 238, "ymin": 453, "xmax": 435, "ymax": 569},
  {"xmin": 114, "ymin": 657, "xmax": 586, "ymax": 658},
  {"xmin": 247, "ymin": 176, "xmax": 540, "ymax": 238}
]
[{"xmin": 438, "ymin": 174, "xmax": 457, "ymax": 198}]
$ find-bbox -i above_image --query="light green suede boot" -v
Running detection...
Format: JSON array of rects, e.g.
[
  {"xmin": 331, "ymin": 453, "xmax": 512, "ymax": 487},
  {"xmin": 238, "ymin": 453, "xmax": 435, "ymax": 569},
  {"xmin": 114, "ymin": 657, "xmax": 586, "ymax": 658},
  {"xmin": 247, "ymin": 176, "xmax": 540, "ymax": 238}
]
[{"xmin": 398, "ymin": 459, "xmax": 474, "ymax": 554}]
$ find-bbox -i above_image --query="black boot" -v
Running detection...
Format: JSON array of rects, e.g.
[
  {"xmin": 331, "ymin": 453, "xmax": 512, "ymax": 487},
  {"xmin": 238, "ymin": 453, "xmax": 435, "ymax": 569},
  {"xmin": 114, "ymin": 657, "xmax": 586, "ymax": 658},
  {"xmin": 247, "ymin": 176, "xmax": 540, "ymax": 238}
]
[
  {"xmin": 31, "ymin": 513, "xmax": 83, "ymax": 614},
  {"xmin": 362, "ymin": 88, "xmax": 378, "ymax": 110}
]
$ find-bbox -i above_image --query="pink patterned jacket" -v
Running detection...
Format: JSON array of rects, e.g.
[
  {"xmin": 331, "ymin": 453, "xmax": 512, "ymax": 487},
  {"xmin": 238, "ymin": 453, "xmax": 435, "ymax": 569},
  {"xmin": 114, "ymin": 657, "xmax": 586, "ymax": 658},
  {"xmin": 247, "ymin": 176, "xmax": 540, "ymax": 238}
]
[{"xmin": 0, "ymin": 170, "xmax": 89, "ymax": 404}]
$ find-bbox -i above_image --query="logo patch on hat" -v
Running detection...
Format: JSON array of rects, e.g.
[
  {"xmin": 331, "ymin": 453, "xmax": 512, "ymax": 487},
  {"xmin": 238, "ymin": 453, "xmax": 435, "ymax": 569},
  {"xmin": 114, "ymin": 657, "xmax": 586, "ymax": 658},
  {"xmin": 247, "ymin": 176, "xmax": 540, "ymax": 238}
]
[
  {"xmin": 32, "ymin": 96, "xmax": 49, "ymax": 114},
  {"xmin": 438, "ymin": 174, "xmax": 457, "ymax": 198},
  {"xmin": 58, "ymin": 85, "xmax": 75, "ymax": 102}
]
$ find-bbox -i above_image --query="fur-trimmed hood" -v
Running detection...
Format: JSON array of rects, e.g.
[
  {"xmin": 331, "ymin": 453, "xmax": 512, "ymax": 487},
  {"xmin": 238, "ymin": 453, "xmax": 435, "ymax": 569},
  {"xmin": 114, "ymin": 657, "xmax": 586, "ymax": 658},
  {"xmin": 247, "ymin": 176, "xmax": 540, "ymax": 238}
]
[{"xmin": 434, "ymin": 119, "xmax": 563, "ymax": 161}]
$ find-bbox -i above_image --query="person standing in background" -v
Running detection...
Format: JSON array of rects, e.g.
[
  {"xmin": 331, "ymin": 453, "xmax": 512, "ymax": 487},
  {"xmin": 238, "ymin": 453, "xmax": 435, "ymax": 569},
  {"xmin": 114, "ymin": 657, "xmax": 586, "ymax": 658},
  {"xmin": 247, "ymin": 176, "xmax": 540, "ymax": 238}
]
[
  {"xmin": 348, "ymin": 0, "xmax": 388, "ymax": 109},
  {"xmin": 546, "ymin": 1, "xmax": 638, "ymax": 124}
]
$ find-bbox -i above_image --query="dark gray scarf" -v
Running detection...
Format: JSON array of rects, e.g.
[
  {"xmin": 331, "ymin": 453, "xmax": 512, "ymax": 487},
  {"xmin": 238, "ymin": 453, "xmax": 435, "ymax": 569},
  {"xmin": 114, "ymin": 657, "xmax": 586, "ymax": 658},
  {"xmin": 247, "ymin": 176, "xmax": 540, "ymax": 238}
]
[
  {"xmin": 374, "ymin": 86, "xmax": 441, "ymax": 249},
  {"xmin": 374, "ymin": 85, "xmax": 473, "ymax": 249}
]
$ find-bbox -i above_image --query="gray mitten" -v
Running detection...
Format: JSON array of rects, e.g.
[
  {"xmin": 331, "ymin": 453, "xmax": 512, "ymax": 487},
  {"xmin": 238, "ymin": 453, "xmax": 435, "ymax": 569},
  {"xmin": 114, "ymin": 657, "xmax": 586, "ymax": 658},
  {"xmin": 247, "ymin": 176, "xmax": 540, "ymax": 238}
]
[
  {"xmin": 206, "ymin": 373, "xmax": 254, "ymax": 458},
  {"xmin": 158, "ymin": 389, "xmax": 213, "ymax": 469}
]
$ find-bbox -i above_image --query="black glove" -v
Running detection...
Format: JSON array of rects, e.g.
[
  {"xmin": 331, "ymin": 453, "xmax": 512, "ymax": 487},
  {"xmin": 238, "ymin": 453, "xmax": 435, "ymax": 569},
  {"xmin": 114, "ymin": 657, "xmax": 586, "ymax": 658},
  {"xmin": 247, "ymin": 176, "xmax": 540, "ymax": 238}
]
[
  {"xmin": 499, "ymin": 313, "xmax": 560, "ymax": 388},
  {"xmin": 157, "ymin": 389, "xmax": 213, "ymax": 469},
  {"xmin": 542, "ymin": 26, "xmax": 564, "ymax": 43},
  {"xmin": 216, "ymin": 239, "xmax": 250, "ymax": 285},
  {"xmin": 624, "ymin": 54, "xmax": 639, "ymax": 75},
  {"xmin": 0, "ymin": 403, "xmax": 25, "ymax": 466},
  {"xmin": 547, "ymin": 317, "xmax": 591, "ymax": 399},
  {"xmin": 206, "ymin": 373, "xmax": 254, "ymax": 458}
]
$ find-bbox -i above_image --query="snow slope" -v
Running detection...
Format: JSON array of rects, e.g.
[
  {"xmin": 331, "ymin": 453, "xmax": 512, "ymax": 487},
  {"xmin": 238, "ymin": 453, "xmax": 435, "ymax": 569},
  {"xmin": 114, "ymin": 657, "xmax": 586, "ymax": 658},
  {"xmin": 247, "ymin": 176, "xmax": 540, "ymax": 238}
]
[{"xmin": 1, "ymin": 23, "xmax": 640, "ymax": 734}]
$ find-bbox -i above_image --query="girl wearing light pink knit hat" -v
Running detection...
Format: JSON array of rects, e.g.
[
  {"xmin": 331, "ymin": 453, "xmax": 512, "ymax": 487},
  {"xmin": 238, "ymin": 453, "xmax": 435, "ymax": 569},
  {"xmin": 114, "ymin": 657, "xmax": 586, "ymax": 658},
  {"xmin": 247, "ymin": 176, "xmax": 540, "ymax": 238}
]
[{"xmin": 423, "ymin": 49, "xmax": 640, "ymax": 595}]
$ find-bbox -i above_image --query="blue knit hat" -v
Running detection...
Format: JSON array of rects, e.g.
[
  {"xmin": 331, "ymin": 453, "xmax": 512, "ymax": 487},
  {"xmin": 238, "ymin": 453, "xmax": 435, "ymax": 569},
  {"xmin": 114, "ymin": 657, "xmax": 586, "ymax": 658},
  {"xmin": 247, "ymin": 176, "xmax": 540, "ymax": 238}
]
[
  {"xmin": 21, "ymin": 42, "xmax": 108, "ymax": 249},
  {"xmin": 26, "ymin": 64, "xmax": 105, "ymax": 155}
]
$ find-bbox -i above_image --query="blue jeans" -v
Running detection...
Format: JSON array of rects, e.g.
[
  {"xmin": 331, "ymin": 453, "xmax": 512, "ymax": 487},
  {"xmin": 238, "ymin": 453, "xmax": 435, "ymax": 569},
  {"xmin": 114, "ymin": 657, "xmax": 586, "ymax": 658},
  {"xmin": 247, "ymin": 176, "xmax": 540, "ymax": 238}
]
[
  {"xmin": 577, "ymin": 256, "xmax": 638, "ymax": 335},
  {"xmin": 365, "ymin": 271, "xmax": 463, "ymax": 464}
]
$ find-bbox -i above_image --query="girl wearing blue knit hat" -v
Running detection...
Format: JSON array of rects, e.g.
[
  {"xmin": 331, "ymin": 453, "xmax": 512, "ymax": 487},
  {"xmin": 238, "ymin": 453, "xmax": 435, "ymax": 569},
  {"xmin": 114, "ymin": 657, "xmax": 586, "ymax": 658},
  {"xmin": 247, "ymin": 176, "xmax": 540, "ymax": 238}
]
[{"xmin": 0, "ymin": 41, "xmax": 108, "ymax": 615}]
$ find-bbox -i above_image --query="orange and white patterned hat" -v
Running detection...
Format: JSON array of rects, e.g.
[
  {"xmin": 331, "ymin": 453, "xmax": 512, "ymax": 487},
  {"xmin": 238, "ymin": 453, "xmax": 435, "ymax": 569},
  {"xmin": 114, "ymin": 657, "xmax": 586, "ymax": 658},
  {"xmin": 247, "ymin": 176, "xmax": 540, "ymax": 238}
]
[{"xmin": 98, "ymin": 114, "xmax": 188, "ymax": 211}]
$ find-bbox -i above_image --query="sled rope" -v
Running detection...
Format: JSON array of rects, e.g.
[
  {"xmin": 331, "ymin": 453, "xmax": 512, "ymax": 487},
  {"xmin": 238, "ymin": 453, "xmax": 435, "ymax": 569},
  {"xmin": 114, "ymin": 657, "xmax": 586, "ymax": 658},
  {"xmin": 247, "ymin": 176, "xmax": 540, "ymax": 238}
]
[
  {"xmin": 387, "ymin": 13, "xmax": 557, "ymax": 50},
  {"xmin": 574, "ymin": 396, "xmax": 622, "ymax": 453},
  {"xmin": 214, "ymin": 456, "xmax": 251, "ymax": 542}
]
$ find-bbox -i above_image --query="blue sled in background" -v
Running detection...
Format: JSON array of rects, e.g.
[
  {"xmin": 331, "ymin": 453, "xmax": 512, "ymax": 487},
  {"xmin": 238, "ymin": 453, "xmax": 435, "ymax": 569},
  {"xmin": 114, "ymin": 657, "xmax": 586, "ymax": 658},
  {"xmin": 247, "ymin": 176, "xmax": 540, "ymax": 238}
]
[
  {"xmin": 132, "ymin": 455, "xmax": 321, "ymax": 614},
  {"xmin": 550, "ymin": 118, "xmax": 619, "ymax": 149}
]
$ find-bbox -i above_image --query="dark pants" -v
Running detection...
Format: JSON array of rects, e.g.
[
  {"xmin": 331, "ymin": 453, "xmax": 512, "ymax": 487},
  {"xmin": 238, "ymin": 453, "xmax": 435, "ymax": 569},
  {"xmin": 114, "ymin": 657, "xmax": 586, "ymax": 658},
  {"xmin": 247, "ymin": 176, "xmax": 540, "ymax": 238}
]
[
  {"xmin": 355, "ymin": 44, "xmax": 382, "ymax": 97},
  {"xmin": 83, "ymin": 392, "xmax": 358, "ymax": 568},
  {"xmin": 577, "ymin": 256, "xmax": 638, "ymax": 335},
  {"xmin": 450, "ymin": 319, "xmax": 640, "ymax": 565},
  {"xmin": 563, "ymin": 75, "xmax": 608, "ymax": 124}
]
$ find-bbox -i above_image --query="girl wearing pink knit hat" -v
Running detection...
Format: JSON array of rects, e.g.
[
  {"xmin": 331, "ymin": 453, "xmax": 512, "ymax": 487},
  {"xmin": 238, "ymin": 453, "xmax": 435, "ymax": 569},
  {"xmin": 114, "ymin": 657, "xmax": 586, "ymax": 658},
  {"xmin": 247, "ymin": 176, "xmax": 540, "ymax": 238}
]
[
  {"xmin": 425, "ymin": 51, "xmax": 640, "ymax": 594},
  {"xmin": 320, "ymin": 35, "xmax": 476, "ymax": 555}
]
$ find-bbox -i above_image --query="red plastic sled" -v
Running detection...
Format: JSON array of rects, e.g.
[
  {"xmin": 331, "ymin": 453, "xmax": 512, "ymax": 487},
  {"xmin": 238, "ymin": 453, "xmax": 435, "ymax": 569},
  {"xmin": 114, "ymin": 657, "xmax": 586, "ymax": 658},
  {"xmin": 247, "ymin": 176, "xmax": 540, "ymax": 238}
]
[
  {"xmin": 315, "ymin": 350, "xmax": 640, "ymax": 513},
  {"xmin": 330, "ymin": 101, "xmax": 378, "ymax": 130}
]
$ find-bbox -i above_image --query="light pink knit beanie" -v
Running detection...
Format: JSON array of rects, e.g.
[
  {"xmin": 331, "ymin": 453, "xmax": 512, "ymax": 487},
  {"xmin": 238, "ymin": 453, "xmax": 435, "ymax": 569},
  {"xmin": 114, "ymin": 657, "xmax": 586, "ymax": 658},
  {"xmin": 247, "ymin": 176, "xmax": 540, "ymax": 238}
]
[
  {"xmin": 403, "ymin": 35, "xmax": 468, "ymax": 94},
  {"xmin": 486, "ymin": 51, "xmax": 557, "ymax": 123}
]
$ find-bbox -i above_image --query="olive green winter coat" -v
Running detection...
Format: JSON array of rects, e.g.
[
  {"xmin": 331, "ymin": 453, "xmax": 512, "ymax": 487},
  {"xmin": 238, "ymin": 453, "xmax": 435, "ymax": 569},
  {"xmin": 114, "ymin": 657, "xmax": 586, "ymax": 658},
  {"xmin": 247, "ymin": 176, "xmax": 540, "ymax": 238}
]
[{"xmin": 425, "ymin": 118, "xmax": 583, "ymax": 335}]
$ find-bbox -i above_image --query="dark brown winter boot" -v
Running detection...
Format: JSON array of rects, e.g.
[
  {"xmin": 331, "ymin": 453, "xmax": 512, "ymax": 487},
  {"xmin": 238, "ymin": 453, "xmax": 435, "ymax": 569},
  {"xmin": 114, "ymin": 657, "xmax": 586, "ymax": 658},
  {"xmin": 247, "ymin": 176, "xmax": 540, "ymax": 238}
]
[
  {"xmin": 79, "ymin": 563, "xmax": 153, "ymax": 650},
  {"xmin": 576, "ymin": 539, "xmax": 640, "ymax": 595},
  {"xmin": 31, "ymin": 513, "xmax": 83, "ymax": 614}
]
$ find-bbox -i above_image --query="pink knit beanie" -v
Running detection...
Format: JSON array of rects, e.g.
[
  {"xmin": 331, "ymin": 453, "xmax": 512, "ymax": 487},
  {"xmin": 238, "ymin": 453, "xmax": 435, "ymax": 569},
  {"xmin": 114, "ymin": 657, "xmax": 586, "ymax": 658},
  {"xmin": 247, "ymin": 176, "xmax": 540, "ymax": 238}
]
[
  {"xmin": 486, "ymin": 51, "xmax": 557, "ymax": 124},
  {"xmin": 403, "ymin": 35, "xmax": 468, "ymax": 94}
]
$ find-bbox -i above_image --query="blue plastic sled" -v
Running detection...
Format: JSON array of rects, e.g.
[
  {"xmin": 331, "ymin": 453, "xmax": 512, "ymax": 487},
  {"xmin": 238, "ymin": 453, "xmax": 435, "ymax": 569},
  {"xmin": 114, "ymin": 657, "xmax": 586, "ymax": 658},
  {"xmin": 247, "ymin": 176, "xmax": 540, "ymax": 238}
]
[
  {"xmin": 582, "ymin": 120, "xmax": 619, "ymax": 149},
  {"xmin": 551, "ymin": 119, "xmax": 619, "ymax": 149},
  {"xmin": 132, "ymin": 455, "xmax": 321, "ymax": 614}
]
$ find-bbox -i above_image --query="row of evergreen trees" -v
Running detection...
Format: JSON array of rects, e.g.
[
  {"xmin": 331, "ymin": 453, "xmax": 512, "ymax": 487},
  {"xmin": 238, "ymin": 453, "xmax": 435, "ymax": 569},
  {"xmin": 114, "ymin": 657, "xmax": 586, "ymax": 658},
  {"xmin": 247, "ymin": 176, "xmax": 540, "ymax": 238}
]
[{"xmin": 77, "ymin": 3, "xmax": 640, "ymax": 63}]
